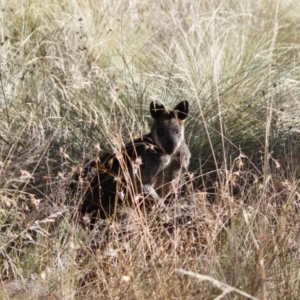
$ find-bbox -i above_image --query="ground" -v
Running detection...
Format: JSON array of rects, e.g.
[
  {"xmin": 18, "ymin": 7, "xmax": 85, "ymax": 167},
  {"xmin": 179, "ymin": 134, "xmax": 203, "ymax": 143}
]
[{"xmin": 1, "ymin": 1, "xmax": 300, "ymax": 299}]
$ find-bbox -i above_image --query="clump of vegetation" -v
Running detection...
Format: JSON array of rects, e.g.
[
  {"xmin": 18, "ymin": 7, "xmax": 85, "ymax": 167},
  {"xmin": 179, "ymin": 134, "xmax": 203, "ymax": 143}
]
[{"xmin": 1, "ymin": 0, "xmax": 300, "ymax": 299}]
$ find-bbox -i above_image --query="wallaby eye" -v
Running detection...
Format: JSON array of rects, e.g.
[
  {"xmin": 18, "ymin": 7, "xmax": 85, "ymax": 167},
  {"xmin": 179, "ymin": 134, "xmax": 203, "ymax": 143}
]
[{"xmin": 175, "ymin": 129, "xmax": 180, "ymax": 135}]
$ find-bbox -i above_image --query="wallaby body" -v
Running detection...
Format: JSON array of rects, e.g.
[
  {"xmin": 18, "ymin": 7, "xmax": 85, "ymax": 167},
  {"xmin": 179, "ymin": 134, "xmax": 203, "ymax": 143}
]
[{"xmin": 77, "ymin": 101, "xmax": 190, "ymax": 219}]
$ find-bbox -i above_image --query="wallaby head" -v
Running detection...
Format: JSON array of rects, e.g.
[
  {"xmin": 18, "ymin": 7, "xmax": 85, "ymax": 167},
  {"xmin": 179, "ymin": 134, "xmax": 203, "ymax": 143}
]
[{"xmin": 150, "ymin": 101, "xmax": 189, "ymax": 155}]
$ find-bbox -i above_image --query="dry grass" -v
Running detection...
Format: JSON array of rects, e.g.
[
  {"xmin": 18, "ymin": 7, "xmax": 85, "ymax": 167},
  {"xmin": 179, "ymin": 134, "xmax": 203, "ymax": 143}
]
[{"xmin": 1, "ymin": 0, "xmax": 300, "ymax": 299}]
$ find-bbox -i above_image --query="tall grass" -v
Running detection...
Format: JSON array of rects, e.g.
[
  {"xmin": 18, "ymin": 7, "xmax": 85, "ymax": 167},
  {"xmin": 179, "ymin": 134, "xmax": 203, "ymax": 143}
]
[{"xmin": 1, "ymin": 0, "xmax": 300, "ymax": 299}]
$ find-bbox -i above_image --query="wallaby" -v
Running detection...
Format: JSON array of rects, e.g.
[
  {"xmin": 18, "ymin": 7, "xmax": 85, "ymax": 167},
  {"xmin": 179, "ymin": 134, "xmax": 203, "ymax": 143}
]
[{"xmin": 75, "ymin": 100, "xmax": 190, "ymax": 220}]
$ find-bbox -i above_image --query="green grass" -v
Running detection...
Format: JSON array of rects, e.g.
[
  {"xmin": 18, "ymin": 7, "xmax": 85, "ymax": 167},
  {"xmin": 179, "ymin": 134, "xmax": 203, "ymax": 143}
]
[{"xmin": 1, "ymin": 0, "xmax": 300, "ymax": 299}]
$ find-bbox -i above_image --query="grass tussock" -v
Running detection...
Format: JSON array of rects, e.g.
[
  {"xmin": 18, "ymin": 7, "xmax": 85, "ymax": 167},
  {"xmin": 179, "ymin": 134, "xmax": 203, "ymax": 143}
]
[{"xmin": 1, "ymin": 0, "xmax": 300, "ymax": 299}]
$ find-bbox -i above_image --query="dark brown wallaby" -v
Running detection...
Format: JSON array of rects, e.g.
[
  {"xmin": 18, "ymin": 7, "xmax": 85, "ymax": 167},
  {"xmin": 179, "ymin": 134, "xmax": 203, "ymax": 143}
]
[{"xmin": 75, "ymin": 101, "xmax": 190, "ymax": 220}]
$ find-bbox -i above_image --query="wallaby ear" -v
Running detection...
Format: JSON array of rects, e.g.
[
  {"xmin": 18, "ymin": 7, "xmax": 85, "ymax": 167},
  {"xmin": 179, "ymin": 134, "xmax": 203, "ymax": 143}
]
[
  {"xmin": 174, "ymin": 101, "xmax": 189, "ymax": 120},
  {"xmin": 150, "ymin": 101, "xmax": 166, "ymax": 120}
]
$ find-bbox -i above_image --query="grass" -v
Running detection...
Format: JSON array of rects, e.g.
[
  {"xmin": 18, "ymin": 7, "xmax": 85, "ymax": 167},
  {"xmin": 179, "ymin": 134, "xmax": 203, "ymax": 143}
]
[{"xmin": 1, "ymin": 0, "xmax": 300, "ymax": 299}]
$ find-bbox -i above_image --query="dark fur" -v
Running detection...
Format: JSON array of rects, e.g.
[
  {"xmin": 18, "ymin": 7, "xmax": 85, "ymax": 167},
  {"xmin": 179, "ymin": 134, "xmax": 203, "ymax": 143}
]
[{"xmin": 75, "ymin": 101, "xmax": 190, "ymax": 220}]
